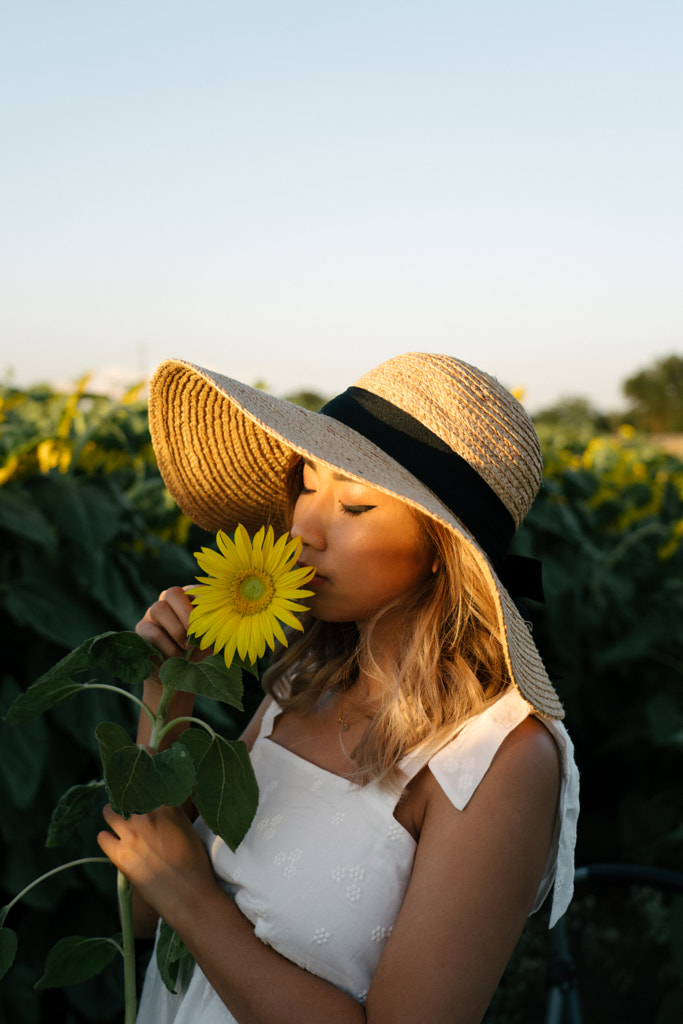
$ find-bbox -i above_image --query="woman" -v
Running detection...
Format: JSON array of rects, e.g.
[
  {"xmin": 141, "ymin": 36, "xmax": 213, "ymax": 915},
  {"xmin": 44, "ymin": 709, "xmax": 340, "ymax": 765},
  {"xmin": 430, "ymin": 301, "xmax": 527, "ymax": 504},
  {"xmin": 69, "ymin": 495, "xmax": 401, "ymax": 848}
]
[{"xmin": 98, "ymin": 351, "xmax": 579, "ymax": 1024}]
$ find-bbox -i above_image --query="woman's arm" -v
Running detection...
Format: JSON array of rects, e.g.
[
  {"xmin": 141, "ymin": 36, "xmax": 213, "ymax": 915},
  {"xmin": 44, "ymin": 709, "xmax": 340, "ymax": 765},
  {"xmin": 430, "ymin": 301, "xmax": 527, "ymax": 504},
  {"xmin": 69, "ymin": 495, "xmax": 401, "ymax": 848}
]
[
  {"xmin": 98, "ymin": 716, "xmax": 560, "ymax": 1024},
  {"xmin": 127, "ymin": 586, "xmax": 200, "ymax": 935},
  {"xmin": 135, "ymin": 586, "xmax": 199, "ymax": 751},
  {"xmin": 367, "ymin": 716, "xmax": 561, "ymax": 1024}
]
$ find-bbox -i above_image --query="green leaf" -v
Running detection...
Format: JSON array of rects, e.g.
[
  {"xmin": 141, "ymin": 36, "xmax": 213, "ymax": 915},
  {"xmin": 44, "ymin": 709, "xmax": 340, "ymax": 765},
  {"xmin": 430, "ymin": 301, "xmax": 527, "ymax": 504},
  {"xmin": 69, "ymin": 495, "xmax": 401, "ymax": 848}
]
[
  {"xmin": 6, "ymin": 552, "xmax": 113, "ymax": 647},
  {"xmin": 0, "ymin": 680, "xmax": 46, "ymax": 807},
  {"xmin": 179, "ymin": 730, "xmax": 258, "ymax": 852},
  {"xmin": 160, "ymin": 654, "xmax": 244, "ymax": 709},
  {"xmin": 4, "ymin": 630, "xmax": 156, "ymax": 724},
  {"xmin": 96, "ymin": 722, "xmax": 196, "ymax": 816},
  {"xmin": 156, "ymin": 919, "xmax": 195, "ymax": 994},
  {"xmin": 90, "ymin": 630, "xmax": 158, "ymax": 685},
  {"xmin": 46, "ymin": 779, "xmax": 106, "ymax": 847},
  {"xmin": 4, "ymin": 640, "xmax": 94, "ymax": 722},
  {"xmin": 0, "ymin": 487, "xmax": 56, "ymax": 550},
  {"xmin": 0, "ymin": 927, "xmax": 18, "ymax": 982},
  {"xmin": 40, "ymin": 476, "xmax": 122, "ymax": 548},
  {"xmin": 34, "ymin": 934, "xmax": 120, "ymax": 989}
]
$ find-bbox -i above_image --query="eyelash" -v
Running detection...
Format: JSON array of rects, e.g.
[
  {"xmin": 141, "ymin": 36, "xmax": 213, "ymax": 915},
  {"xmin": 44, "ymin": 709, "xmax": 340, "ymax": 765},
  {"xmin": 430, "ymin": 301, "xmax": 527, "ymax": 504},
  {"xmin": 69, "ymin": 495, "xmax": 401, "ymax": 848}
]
[
  {"xmin": 298, "ymin": 487, "xmax": 375, "ymax": 517},
  {"xmin": 341, "ymin": 504, "xmax": 376, "ymax": 517}
]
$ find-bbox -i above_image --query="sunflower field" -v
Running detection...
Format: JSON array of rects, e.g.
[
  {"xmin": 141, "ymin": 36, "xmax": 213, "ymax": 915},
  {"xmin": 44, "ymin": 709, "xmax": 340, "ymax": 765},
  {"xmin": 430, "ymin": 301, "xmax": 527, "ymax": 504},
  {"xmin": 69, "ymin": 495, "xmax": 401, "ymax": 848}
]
[{"xmin": 1, "ymin": 379, "xmax": 682, "ymax": 1023}]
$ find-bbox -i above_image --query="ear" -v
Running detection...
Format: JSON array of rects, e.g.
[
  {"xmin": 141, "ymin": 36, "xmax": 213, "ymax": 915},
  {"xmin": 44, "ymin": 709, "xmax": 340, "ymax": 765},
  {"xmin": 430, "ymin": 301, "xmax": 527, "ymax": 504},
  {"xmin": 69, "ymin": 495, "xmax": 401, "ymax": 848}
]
[{"xmin": 431, "ymin": 557, "xmax": 440, "ymax": 574}]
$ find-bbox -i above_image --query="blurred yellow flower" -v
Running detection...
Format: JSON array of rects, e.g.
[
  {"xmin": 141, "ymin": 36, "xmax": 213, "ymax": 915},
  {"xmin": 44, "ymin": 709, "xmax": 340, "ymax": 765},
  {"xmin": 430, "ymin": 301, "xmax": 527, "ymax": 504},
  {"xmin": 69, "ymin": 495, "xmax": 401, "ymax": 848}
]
[
  {"xmin": 36, "ymin": 438, "xmax": 72, "ymax": 474},
  {"xmin": 188, "ymin": 524, "xmax": 315, "ymax": 667}
]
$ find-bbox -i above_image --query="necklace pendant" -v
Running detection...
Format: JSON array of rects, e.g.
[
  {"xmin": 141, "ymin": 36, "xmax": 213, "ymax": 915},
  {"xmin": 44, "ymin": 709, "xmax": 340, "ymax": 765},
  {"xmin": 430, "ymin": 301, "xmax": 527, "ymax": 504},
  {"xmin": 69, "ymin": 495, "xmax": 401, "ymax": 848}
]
[{"xmin": 338, "ymin": 715, "xmax": 350, "ymax": 731}]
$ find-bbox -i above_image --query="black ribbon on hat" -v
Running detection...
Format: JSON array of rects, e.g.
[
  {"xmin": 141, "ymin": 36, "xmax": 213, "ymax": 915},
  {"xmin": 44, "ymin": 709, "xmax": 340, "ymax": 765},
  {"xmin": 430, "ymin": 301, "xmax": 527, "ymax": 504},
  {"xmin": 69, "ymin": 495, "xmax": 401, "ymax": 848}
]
[{"xmin": 320, "ymin": 386, "xmax": 544, "ymax": 603}]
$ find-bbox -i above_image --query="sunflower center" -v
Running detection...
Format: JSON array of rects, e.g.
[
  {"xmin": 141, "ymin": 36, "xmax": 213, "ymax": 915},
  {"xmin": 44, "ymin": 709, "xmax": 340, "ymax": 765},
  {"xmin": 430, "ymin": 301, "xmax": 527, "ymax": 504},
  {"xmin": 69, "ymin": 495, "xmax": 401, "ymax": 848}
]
[{"xmin": 232, "ymin": 569, "xmax": 275, "ymax": 615}]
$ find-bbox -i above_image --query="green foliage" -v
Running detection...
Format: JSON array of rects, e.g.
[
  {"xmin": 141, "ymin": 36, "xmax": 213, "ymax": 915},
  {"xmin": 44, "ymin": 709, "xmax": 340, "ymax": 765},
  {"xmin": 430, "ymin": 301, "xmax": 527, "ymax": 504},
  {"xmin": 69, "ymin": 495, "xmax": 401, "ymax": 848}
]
[
  {"xmin": 159, "ymin": 652, "xmax": 247, "ymax": 707},
  {"xmin": 497, "ymin": 425, "xmax": 683, "ymax": 1021},
  {"xmin": 3, "ymin": 377, "xmax": 683, "ymax": 1021},
  {"xmin": 177, "ymin": 729, "xmax": 260, "ymax": 853},
  {"xmin": 34, "ymin": 935, "xmax": 121, "ymax": 990},
  {"xmin": 283, "ymin": 389, "xmax": 329, "ymax": 412},
  {"xmin": 0, "ymin": 380, "xmax": 260, "ymax": 1023},
  {"xmin": 155, "ymin": 920, "xmax": 193, "ymax": 994},
  {"xmin": 623, "ymin": 354, "xmax": 683, "ymax": 432}
]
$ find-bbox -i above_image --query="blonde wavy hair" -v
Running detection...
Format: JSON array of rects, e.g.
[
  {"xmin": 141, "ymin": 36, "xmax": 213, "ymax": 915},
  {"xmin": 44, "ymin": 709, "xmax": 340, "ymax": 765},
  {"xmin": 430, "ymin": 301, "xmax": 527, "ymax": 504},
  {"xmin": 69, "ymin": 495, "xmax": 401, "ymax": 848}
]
[{"xmin": 262, "ymin": 456, "xmax": 511, "ymax": 786}]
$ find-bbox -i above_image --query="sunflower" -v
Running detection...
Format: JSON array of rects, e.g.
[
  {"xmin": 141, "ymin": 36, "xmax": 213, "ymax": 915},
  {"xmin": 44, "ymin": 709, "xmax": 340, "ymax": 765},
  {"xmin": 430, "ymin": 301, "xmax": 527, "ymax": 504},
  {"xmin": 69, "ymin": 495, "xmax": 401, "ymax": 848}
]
[{"xmin": 187, "ymin": 524, "xmax": 315, "ymax": 667}]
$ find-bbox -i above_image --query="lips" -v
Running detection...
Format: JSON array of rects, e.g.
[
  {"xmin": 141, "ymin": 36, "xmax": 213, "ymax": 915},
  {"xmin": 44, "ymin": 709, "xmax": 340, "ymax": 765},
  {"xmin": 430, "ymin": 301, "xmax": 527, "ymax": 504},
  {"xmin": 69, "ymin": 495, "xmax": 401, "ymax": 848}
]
[{"xmin": 298, "ymin": 561, "xmax": 327, "ymax": 586}]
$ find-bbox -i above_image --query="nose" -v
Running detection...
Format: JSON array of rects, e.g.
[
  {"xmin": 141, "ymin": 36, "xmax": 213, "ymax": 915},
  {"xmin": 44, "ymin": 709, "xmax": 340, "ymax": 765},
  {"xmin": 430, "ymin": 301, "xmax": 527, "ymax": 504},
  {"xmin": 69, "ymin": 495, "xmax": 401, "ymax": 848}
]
[{"xmin": 290, "ymin": 494, "xmax": 327, "ymax": 552}]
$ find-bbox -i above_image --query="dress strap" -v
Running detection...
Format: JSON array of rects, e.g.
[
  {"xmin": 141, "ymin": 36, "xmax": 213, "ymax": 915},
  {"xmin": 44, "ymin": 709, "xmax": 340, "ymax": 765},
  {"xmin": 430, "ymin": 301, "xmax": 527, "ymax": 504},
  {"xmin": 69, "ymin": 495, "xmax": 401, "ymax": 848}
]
[
  {"xmin": 399, "ymin": 688, "xmax": 579, "ymax": 928},
  {"xmin": 256, "ymin": 698, "xmax": 281, "ymax": 740},
  {"xmin": 428, "ymin": 689, "xmax": 530, "ymax": 808}
]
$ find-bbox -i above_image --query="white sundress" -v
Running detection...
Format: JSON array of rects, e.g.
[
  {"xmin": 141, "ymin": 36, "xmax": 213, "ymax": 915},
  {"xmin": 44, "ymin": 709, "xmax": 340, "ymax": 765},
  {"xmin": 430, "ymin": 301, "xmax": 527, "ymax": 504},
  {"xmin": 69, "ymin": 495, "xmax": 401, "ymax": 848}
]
[{"xmin": 136, "ymin": 688, "xmax": 579, "ymax": 1024}]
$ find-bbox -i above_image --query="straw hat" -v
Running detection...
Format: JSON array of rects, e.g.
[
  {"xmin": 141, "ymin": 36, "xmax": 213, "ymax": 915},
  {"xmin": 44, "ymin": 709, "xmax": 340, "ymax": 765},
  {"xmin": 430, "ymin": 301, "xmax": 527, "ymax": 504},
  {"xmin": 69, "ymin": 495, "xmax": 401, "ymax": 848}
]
[{"xmin": 149, "ymin": 351, "xmax": 563, "ymax": 719}]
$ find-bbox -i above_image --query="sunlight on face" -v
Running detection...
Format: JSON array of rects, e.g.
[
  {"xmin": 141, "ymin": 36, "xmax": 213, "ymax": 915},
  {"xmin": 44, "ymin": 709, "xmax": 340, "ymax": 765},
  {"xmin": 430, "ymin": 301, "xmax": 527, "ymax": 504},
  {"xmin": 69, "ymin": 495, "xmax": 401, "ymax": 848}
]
[{"xmin": 290, "ymin": 459, "xmax": 435, "ymax": 625}]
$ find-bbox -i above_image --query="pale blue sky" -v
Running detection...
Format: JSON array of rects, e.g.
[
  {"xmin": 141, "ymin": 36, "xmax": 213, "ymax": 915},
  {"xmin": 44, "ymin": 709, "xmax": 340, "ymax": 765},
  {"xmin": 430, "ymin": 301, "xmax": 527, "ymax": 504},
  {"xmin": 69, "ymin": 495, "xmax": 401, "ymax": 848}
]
[{"xmin": 2, "ymin": 1, "xmax": 681, "ymax": 411}]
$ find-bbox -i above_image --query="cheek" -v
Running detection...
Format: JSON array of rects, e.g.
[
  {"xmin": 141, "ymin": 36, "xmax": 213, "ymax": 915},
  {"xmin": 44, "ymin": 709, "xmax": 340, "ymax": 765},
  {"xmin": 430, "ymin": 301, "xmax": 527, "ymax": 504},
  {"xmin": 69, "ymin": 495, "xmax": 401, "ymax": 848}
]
[{"xmin": 374, "ymin": 532, "xmax": 434, "ymax": 590}]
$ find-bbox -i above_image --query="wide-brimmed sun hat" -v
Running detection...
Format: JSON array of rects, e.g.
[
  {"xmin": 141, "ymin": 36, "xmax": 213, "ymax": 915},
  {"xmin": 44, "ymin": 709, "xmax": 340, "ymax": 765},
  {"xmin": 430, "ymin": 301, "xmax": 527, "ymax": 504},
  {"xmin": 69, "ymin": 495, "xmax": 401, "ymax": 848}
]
[{"xmin": 148, "ymin": 351, "xmax": 563, "ymax": 719}]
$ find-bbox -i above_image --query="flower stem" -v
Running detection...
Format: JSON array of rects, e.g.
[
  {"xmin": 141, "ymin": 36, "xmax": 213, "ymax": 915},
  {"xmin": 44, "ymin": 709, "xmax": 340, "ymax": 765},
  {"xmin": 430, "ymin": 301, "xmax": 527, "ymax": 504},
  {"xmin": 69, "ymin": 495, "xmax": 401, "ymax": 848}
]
[
  {"xmin": 117, "ymin": 870, "xmax": 138, "ymax": 1024},
  {"xmin": 1, "ymin": 857, "xmax": 111, "ymax": 923},
  {"xmin": 153, "ymin": 716, "xmax": 217, "ymax": 748},
  {"xmin": 148, "ymin": 679, "xmax": 177, "ymax": 751},
  {"xmin": 84, "ymin": 682, "xmax": 156, "ymax": 724}
]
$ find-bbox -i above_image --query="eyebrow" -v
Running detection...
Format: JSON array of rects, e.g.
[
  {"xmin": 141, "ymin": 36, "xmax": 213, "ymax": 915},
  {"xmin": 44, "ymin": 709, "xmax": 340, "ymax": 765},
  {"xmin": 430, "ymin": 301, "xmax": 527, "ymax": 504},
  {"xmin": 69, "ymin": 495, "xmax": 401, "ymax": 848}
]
[{"xmin": 303, "ymin": 457, "xmax": 356, "ymax": 484}]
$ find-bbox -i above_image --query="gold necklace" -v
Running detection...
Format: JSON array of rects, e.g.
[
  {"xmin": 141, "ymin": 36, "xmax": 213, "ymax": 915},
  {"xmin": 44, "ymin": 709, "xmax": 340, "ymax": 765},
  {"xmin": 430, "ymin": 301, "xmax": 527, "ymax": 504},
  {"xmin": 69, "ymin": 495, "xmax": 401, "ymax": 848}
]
[
  {"xmin": 337, "ymin": 692, "xmax": 373, "ymax": 732},
  {"xmin": 337, "ymin": 693, "xmax": 351, "ymax": 732}
]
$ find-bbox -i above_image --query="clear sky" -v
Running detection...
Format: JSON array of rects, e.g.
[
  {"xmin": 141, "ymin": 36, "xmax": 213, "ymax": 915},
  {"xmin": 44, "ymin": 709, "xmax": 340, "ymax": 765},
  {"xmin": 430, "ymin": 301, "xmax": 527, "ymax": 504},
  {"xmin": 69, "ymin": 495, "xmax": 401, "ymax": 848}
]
[{"xmin": 2, "ymin": 1, "xmax": 681, "ymax": 412}]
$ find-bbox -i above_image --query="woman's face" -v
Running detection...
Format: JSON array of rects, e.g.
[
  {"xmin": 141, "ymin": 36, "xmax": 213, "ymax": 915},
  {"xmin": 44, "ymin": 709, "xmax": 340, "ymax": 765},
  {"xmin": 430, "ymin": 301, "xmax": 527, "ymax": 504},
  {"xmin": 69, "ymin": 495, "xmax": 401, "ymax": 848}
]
[{"xmin": 290, "ymin": 458, "xmax": 436, "ymax": 625}]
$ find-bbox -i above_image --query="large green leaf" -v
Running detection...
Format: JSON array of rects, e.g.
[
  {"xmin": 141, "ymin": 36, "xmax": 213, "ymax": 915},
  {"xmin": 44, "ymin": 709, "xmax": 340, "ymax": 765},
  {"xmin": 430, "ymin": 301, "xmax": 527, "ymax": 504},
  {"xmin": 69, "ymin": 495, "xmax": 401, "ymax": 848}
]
[
  {"xmin": 6, "ymin": 553, "xmax": 113, "ymax": 648},
  {"xmin": 0, "ymin": 680, "xmax": 46, "ymax": 807},
  {"xmin": 160, "ymin": 654, "xmax": 244, "ymax": 709},
  {"xmin": 34, "ymin": 934, "xmax": 120, "ymax": 989},
  {"xmin": 0, "ymin": 487, "xmax": 56, "ymax": 550},
  {"xmin": 37, "ymin": 476, "xmax": 122, "ymax": 548},
  {"xmin": 89, "ymin": 630, "xmax": 158, "ymax": 684},
  {"xmin": 96, "ymin": 722, "xmax": 196, "ymax": 816},
  {"xmin": 0, "ymin": 927, "xmax": 18, "ymax": 982},
  {"xmin": 4, "ymin": 631, "xmax": 155, "ymax": 724},
  {"xmin": 46, "ymin": 780, "xmax": 106, "ymax": 848},
  {"xmin": 179, "ymin": 729, "xmax": 258, "ymax": 852},
  {"xmin": 4, "ymin": 641, "xmax": 95, "ymax": 722},
  {"xmin": 156, "ymin": 919, "xmax": 194, "ymax": 994}
]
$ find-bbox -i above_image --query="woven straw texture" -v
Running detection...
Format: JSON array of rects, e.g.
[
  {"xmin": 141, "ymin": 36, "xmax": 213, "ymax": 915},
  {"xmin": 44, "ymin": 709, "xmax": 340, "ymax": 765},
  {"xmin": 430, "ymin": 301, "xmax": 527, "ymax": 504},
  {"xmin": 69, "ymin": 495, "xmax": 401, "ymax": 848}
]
[{"xmin": 148, "ymin": 352, "xmax": 563, "ymax": 719}]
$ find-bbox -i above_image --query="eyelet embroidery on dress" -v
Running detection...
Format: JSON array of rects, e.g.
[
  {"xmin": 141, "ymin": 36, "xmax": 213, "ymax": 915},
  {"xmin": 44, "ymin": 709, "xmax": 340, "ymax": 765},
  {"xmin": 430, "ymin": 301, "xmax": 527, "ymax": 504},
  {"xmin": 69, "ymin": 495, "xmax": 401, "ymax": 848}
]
[
  {"xmin": 330, "ymin": 811, "xmax": 345, "ymax": 825},
  {"xmin": 331, "ymin": 865, "xmax": 366, "ymax": 901},
  {"xmin": 311, "ymin": 778, "xmax": 324, "ymax": 792},
  {"xmin": 274, "ymin": 848, "xmax": 302, "ymax": 878},
  {"xmin": 370, "ymin": 924, "xmax": 392, "ymax": 943},
  {"xmin": 312, "ymin": 927, "xmax": 331, "ymax": 945},
  {"xmin": 386, "ymin": 822, "xmax": 404, "ymax": 842},
  {"xmin": 255, "ymin": 814, "xmax": 283, "ymax": 840}
]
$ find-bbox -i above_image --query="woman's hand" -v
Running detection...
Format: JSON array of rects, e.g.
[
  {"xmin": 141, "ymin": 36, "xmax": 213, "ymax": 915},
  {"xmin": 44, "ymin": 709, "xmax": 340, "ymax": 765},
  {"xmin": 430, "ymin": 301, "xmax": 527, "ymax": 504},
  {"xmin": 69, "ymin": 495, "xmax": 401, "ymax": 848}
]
[
  {"xmin": 136, "ymin": 585, "xmax": 199, "ymax": 662},
  {"xmin": 98, "ymin": 804, "xmax": 218, "ymax": 930},
  {"xmin": 135, "ymin": 586, "xmax": 210, "ymax": 750}
]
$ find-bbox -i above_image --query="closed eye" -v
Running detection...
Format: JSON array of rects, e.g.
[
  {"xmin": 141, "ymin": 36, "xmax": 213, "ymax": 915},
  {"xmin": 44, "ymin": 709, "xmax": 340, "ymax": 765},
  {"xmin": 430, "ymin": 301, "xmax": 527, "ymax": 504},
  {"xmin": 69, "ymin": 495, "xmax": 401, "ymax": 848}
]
[{"xmin": 341, "ymin": 503, "xmax": 377, "ymax": 517}]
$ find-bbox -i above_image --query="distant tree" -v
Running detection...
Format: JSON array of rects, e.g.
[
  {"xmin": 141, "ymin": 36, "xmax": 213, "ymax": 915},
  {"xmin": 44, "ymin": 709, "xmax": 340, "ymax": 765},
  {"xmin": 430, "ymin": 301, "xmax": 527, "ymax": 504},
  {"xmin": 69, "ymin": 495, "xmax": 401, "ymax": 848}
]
[
  {"xmin": 623, "ymin": 354, "xmax": 683, "ymax": 432},
  {"xmin": 533, "ymin": 396, "xmax": 611, "ymax": 433},
  {"xmin": 284, "ymin": 390, "xmax": 329, "ymax": 412}
]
